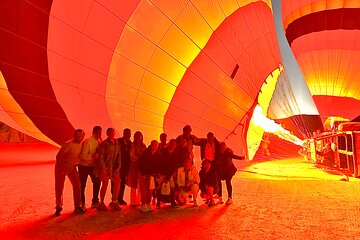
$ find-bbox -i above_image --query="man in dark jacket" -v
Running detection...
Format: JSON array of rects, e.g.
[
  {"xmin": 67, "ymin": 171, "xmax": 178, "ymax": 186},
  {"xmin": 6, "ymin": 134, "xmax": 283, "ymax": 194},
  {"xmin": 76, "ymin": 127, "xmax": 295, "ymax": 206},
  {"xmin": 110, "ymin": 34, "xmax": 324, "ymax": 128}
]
[
  {"xmin": 156, "ymin": 139, "xmax": 178, "ymax": 207},
  {"xmin": 115, "ymin": 128, "xmax": 132, "ymax": 205},
  {"xmin": 194, "ymin": 132, "xmax": 220, "ymax": 163},
  {"xmin": 139, "ymin": 140, "xmax": 161, "ymax": 212},
  {"xmin": 173, "ymin": 136, "xmax": 191, "ymax": 168},
  {"xmin": 176, "ymin": 125, "xmax": 200, "ymax": 164}
]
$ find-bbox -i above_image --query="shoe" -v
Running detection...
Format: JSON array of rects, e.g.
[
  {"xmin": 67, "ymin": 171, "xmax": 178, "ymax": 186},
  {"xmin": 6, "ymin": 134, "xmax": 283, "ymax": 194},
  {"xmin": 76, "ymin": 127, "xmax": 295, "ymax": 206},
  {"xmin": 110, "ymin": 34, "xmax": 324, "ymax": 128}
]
[
  {"xmin": 55, "ymin": 207, "xmax": 62, "ymax": 217},
  {"xmin": 91, "ymin": 202, "xmax": 100, "ymax": 208},
  {"xmin": 208, "ymin": 200, "xmax": 215, "ymax": 206},
  {"xmin": 178, "ymin": 200, "xmax": 186, "ymax": 206},
  {"xmin": 226, "ymin": 198, "xmax": 233, "ymax": 205},
  {"xmin": 140, "ymin": 204, "xmax": 148, "ymax": 212},
  {"xmin": 118, "ymin": 199, "xmax": 127, "ymax": 205},
  {"xmin": 218, "ymin": 197, "xmax": 224, "ymax": 204},
  {"xmin": 74, "ymin": 207, "xmax": 86, "ymax": 214},
  {"xmin": 146, "ymin": 204, "xmax": 153, "ymax": 212},
  {"xmin": 109, "ymin": 201, "xmax": 115, "ymax": 208},
  {"xmin": 130, "ymin": 203, "xmax": 138, "ymax": 207},
  {"xmin": 156, "ymin": 202, "xmax": 161, "ymax": 208},
  {"xmin": 97, "ymin": 203, "xmax": 108, "ymax": 211},
  {"xmin": 193, "ymin": 200, "xmax": 198, "ymax": 207},
  {"xmin": 109, "ymin": 202, "xmax": 121, "ymax": 210},
  {"xmin": 171, "ymin": 201, "xmax": 179, "ymax": 208},
  {"xmin": 151, "ymin": 198, "xmax": 156, "ymax": 205}
]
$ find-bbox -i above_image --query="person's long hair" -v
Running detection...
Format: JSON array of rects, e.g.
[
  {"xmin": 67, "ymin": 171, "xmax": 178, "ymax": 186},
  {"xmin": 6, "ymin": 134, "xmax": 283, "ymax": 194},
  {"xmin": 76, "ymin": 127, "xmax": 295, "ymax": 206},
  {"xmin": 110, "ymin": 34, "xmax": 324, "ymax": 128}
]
[{"xmin": 133, "ymin": 131, "xmax": 144, "ymax": 146}]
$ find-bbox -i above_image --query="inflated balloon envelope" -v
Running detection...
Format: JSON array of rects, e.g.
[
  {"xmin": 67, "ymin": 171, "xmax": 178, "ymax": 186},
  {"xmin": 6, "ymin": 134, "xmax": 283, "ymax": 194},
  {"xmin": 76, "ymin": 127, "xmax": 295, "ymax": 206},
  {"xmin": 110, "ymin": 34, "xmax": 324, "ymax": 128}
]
[{"xmin": 0, "ymin": 0, "xmax": 313, "ymax": 160}]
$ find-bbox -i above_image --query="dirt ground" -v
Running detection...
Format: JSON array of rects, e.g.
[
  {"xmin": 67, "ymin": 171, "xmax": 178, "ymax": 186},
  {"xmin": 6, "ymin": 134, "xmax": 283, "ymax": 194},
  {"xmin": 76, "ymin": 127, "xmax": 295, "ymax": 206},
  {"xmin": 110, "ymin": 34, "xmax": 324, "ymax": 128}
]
[{"xmin": 1, "ymin": 155, "xmax": 360, "ymax": 239}]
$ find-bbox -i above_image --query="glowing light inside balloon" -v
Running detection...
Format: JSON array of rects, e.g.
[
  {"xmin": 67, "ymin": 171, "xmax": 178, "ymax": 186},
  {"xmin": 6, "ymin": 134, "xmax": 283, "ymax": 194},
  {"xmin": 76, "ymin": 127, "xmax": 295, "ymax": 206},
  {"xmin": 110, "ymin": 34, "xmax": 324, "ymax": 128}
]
[{"xmin": 251, "ymin": 105, "xmax": 303, "ymax": 146}]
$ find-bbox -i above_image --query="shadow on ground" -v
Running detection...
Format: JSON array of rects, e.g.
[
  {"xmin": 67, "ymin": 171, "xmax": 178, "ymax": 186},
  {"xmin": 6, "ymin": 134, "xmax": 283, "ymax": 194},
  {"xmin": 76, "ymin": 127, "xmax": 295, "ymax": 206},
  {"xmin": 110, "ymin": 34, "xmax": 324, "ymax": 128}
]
[{"xmin": 0, "ymin": 203, "xmax": 231, "ymax": 239}]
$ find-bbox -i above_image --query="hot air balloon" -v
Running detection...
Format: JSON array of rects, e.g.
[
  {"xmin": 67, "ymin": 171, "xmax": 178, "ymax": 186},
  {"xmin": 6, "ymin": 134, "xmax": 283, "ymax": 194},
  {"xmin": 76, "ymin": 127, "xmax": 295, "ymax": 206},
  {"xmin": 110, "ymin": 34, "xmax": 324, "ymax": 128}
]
[
  {"xmin": 0, "ymin": 0, "xmax": 302, "ymax": 160},
  {"xmin": 282, "ymin": 0, "xmax": 360, "ymax": 122}
]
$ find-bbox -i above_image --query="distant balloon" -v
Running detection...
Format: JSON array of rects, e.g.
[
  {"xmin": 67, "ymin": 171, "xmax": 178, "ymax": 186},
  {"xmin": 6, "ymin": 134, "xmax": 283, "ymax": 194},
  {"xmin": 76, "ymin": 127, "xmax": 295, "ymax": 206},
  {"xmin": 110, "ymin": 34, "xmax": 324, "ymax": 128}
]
[{"xmin": 282, "ymin": 0, "xmax": 360, "ymax": 121}]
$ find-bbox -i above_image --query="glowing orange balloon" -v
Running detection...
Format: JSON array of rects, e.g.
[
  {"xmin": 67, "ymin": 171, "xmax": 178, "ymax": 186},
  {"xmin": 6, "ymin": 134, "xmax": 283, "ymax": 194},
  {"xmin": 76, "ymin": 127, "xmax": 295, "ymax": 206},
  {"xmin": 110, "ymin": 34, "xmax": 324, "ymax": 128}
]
[
  {"xmin": 282, "ymin": 0, "xmax": 360, "ymax": 121},
  {"xmin": 1, "ymin": 0, "xmax": 287, "ymax": 158}
]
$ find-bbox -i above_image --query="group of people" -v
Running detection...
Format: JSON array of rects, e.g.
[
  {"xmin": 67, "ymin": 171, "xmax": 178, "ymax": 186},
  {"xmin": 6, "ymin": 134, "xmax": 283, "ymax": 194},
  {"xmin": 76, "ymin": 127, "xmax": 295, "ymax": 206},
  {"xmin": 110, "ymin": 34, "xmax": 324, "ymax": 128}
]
[{"xmin": 54, "ymin": 125, "xmax": 244, "ymax": 216}]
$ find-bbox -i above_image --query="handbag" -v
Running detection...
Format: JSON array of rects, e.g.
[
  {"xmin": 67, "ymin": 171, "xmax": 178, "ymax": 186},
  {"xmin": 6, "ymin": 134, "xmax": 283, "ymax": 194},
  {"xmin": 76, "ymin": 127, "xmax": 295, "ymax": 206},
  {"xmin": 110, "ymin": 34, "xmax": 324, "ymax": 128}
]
[
  {"xmin": 161, "ymin": 181, "xmax": 171, "ymax": 195},
  {"xmin": 149, "ymin": 176, "xmax": 155, "ymax": 190}
]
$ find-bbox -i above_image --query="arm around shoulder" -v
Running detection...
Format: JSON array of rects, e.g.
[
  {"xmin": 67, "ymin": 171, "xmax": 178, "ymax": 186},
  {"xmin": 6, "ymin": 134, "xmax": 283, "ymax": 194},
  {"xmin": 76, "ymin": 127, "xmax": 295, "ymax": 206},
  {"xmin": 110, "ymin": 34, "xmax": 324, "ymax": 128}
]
[{"xmin": 56, "ymin": 143, "xmax": 69, "ymax": 162}]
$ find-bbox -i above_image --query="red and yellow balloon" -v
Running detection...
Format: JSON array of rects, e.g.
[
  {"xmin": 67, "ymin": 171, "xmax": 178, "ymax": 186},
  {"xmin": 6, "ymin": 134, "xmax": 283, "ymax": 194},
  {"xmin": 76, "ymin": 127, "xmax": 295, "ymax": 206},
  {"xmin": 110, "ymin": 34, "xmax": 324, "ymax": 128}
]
[
  {"xmin": 282, "ymin": 0, "xmax": 360, "ymax": 121},
  {"xmin": 1, "ymin": 0, "xmax": 283, "ymax": 158}
]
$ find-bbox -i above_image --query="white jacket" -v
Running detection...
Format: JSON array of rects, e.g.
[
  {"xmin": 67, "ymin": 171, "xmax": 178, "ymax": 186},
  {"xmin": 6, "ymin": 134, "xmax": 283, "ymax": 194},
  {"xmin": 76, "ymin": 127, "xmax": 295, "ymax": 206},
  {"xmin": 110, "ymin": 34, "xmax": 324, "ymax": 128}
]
[{"xmin": 177, "ymin": 166, "xmax": 200, "ymax": 187}]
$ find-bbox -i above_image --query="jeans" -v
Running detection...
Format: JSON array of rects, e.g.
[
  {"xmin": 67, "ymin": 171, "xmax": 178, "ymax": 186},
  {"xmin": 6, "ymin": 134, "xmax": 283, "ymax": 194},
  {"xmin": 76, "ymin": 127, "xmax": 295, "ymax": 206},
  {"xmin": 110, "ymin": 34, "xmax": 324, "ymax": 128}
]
[
  {"xmin": 139, "ymin": 175, "xmax": 152, "ymax": 205},
  {"xmin": 218, "ymin": 178, "xmax": 233, "ymax": 199},
  {"xmin": 55, "ymin": 165, "xmax": 81, "ymax": 208},
  {"xmin": 78, "ymin": 165, "xmax": 101, "ymax": 205}
]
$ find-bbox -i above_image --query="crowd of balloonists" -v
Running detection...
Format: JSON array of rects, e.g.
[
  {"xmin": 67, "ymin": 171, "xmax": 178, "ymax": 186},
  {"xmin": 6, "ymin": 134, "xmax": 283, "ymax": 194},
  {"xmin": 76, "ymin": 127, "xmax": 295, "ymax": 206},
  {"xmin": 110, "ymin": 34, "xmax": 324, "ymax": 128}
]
[{"xmin": 54, "ymin": 125, "xmax": 244, "ymax": 216}]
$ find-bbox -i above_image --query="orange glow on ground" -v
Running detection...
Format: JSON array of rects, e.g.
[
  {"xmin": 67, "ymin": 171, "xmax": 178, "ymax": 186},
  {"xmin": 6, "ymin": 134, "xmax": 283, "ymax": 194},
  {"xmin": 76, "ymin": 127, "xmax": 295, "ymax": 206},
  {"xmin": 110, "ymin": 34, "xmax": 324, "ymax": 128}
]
[
  {"xmin": 243, "ymin": 158, "xmax": 352, "ymax": 181},
  {"xmin": 1, "ymin": 145, "xmax": 360, "ymax": 239}
]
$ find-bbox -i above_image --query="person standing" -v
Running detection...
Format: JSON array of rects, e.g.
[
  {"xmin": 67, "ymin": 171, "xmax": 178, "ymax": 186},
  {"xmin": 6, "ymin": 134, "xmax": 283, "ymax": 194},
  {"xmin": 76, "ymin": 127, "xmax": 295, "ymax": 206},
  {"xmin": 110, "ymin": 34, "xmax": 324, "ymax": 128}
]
[
  {"xmin": 176, "ymin": 125, "xmax": 200, "ymax": 164},
  {"xmin": 78, "ymin": 126, "xmax": 102, "ymax": 209},
  {"xmin": 261, "ymin": 136, "xmax": 271, "ymax": 159},
  {"xmin": 98, "ymin": 128, "xmax": 121, "ymax": 211},
  {"xmin": 54, "ymin": 129, "xmax": 86, "ymax": 216},
  {"xmin": 173, "ymin": 136, "xmax": 191, "ymax": 169},
  {"xmin": 215, "ymin": 142, "xmax": 244, "ymax": 204},
  {"xmin": 158, "ymin": 132, "xmax": 168, "ymax": 151},
  {"xmin": 195, "ymin": 132, "xmax": 220, "ymax": 163},
  {"xmin": 116, "ymin": 128, "xmax": 132, "ymax": 205},
  {"xmin": 128, "ymin": 131, "xmax": 146, "ymax": 206},
  {"xmin": 156, "ymin": 139, "xmax": 178, "ymax": 208},
  {"xmin": 139, "ymin": 140, "xmax": 160, "ymax": 212}
]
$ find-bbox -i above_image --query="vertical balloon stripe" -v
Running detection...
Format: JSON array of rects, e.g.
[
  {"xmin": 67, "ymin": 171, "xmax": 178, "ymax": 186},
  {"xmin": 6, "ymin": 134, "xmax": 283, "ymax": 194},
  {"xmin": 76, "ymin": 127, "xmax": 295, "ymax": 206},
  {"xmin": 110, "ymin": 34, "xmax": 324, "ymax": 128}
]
[
  {"xmin": 107, "ymin": 1, "xmax": 279, "ymax": 144},
  {"xmin": 164, "ymin": 1, "xmax": 281, "ymax": 155},
  {"xmin": 0, "ymin": 71, "xmax": 59, "ymax": 146},
  {"xmin": 47, "ymin": 0, "xmax": 142, "ymax": 139},
  {"xmin": 0, "ymin": 0, "xmax": 74, "ymax": 145}
]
